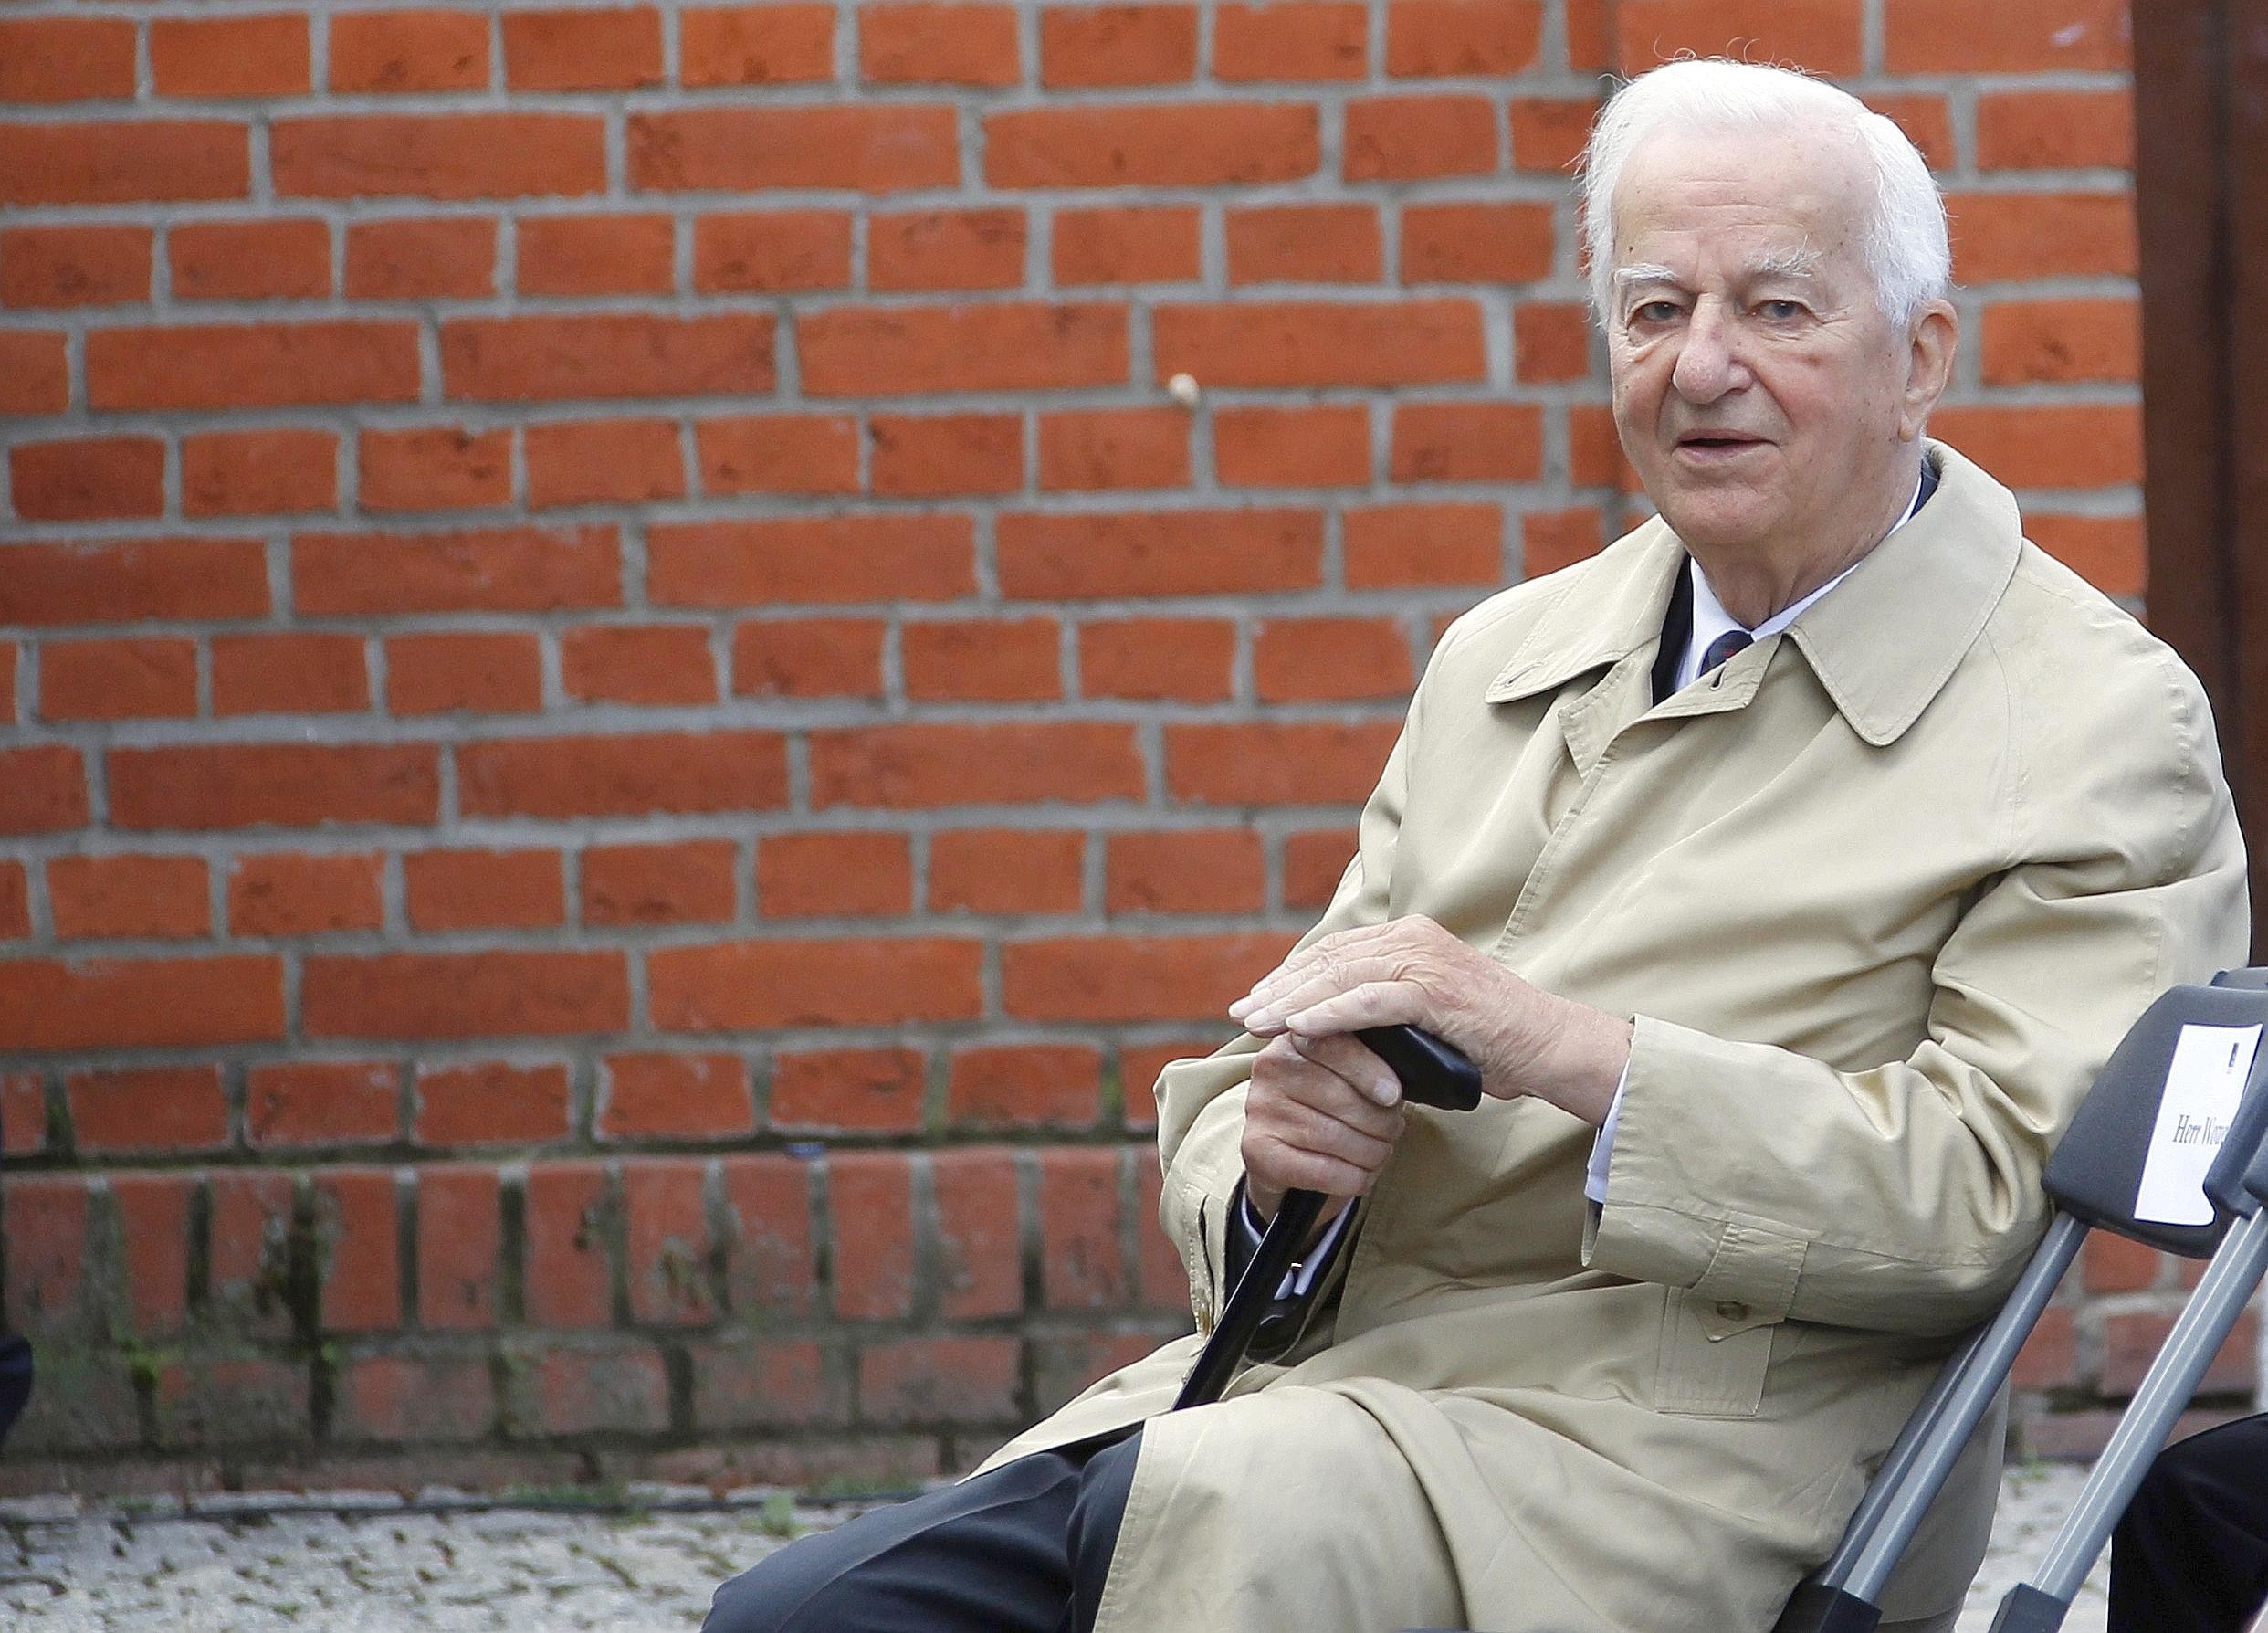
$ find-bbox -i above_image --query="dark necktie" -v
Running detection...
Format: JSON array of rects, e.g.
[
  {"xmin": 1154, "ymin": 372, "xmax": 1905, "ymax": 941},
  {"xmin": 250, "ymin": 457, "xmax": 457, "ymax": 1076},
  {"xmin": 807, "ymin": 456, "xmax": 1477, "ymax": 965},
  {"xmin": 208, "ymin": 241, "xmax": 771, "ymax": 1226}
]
[{"xmin": 1699, "ymin": 630, "xmax": 1752, "ymax": 676}]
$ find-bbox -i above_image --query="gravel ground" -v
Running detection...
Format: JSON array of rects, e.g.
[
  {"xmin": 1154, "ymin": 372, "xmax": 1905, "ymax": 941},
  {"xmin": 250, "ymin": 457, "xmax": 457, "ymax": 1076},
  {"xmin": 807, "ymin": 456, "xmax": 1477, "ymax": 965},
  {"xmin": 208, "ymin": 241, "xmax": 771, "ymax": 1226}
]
[{"xmin": 0, "ymin": 1465, "xmax": 2109, "ymax": 1631}]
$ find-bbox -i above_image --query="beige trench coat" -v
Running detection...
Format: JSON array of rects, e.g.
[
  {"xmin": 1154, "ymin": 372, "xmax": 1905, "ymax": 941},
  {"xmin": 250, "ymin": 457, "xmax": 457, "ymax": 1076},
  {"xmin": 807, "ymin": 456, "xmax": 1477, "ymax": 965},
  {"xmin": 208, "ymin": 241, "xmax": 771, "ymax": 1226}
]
[{"xmin": 978, "ymin": 442, "xmax": 2250, "ymax": 1633}]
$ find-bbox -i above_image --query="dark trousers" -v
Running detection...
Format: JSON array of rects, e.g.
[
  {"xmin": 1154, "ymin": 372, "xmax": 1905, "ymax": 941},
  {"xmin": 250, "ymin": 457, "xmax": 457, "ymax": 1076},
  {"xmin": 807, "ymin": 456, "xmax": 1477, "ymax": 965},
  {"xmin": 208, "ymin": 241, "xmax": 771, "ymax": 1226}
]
[
  {"xmin": 704, "ymin": 1429, "xmax": 1143, "ymax": 1633},
  {"xmin": 2111, "ymin": 1415, "xmax": 2268, "ymax": 1633}
]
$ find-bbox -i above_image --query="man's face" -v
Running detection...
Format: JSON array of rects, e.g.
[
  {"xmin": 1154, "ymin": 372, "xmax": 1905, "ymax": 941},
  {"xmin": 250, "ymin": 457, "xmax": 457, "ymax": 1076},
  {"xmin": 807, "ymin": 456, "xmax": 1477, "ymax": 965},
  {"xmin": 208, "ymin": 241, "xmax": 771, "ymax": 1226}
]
[{"xmin": 1605, "ymin": 129, "xmax": 1921, "ymax": 564}]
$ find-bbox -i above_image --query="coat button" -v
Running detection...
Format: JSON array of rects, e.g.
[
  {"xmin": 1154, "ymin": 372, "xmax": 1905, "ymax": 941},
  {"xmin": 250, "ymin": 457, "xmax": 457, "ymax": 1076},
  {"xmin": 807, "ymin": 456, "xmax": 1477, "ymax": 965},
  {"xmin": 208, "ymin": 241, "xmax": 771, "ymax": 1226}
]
[{"xmin": 1714, "ymin": 1300, "xmax": 1749, "ymax": 1322}]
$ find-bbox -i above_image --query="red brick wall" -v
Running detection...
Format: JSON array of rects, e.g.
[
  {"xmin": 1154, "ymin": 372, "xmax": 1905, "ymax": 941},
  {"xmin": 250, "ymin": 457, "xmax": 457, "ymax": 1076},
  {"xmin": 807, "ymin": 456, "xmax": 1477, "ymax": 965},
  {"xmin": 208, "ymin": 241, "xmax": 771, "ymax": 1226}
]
[{"xmin": 0, "ymin": 0, "xmax": 2205, "ymax": 1495}]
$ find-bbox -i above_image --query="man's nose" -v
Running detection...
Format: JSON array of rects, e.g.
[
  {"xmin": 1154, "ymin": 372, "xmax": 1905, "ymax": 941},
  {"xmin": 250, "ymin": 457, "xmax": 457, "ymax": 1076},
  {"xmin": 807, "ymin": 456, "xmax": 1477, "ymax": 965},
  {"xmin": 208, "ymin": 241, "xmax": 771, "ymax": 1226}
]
[{"xmin": 1670, "ymin": 302, "xmax": 1747, "ymax": 403}]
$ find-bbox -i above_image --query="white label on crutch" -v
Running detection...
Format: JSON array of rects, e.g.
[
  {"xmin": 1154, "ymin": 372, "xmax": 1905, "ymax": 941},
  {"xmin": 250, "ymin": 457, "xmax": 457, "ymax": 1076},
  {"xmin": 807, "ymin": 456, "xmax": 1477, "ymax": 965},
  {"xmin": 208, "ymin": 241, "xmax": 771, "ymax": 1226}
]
[{"xmin": 2134, "ymin": 1022, "xmax": 2262, "ymax": 1227}]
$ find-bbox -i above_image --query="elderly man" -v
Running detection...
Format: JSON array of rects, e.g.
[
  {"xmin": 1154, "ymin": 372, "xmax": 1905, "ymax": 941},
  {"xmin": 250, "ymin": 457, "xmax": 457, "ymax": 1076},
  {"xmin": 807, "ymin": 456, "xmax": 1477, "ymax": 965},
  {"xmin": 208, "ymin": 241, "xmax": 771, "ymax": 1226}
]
[{"xmin": 707, "ymin": 58, "xmax": 2248, "ymax": 1633}]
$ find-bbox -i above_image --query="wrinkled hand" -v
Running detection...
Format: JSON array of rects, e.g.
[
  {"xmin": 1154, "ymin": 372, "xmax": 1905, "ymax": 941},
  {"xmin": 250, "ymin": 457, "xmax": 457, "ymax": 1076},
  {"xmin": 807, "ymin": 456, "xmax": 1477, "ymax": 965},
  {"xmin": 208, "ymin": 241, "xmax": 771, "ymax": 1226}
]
[
  {"xmin": 1240, "ymin": 1030, "xmax": 1407, "ymax": 1227},
  {"xmin": 1230, "ymin": 916, "xmax": 1632, "ymax": 1125}
]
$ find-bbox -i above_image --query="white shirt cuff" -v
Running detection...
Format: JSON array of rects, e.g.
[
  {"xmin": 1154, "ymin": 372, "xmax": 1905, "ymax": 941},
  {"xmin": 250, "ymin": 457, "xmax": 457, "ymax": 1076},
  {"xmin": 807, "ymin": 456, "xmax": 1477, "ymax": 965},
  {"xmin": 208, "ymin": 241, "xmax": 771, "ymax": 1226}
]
[
  {"xmin": 1582, "ymin": 1058, "xmax": 1634, "ymax": 1205},
  {"xmin": 1236, "ymin": 1189, "xmax": 1357, "ymax": 1298}
]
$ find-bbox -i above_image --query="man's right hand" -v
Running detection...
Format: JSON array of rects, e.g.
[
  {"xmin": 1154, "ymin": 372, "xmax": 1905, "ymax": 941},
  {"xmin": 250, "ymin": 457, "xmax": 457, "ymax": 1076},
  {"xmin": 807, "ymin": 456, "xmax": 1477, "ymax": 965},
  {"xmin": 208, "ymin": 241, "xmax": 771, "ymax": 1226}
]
[{"xmin": 1241, "ymin": 1031, "xmax": 1409, "ymax": 1230}]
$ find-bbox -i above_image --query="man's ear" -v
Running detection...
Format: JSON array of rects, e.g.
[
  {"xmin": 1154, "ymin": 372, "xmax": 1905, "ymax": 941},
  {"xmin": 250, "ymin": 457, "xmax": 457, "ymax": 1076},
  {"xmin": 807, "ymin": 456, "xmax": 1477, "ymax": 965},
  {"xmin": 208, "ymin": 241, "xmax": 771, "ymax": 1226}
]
[{"xmin": 1898, "ymin": 300, "xmax": 1958, "ymax": 441}]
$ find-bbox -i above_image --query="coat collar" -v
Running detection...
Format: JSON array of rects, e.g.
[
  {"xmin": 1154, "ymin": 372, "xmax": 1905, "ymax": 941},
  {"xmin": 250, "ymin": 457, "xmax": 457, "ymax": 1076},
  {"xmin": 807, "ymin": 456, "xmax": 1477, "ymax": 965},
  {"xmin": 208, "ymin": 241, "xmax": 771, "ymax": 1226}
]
[{"xmin": 1482, "ymin": 440, "xmax": 2022, "ymax": 747}]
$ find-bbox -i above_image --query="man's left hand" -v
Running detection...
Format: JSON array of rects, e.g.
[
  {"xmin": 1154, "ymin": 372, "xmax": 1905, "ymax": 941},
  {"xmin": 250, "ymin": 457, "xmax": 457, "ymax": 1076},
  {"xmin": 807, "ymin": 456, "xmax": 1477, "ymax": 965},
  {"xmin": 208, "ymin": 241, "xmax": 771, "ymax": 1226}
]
[{"xmin": 1228, "ymin": 917, "xmax": 1633, "ymax": 1126}]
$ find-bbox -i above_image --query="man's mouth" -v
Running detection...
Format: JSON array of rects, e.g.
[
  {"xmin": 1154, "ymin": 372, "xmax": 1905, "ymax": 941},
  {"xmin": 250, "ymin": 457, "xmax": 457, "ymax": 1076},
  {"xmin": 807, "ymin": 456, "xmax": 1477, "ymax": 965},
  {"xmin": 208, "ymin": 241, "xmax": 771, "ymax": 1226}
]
[{"xmin": 1675, "ymin": 432, "xmax": 1764, "ymax": 449}]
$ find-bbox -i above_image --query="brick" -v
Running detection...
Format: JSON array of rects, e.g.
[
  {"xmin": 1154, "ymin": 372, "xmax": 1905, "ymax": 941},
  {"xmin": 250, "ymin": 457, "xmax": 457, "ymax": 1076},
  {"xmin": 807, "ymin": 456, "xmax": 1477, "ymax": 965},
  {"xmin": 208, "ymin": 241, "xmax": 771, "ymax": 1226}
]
[
  {"xmin": 458, "ymin": 730, "xmax": 786, "ymax": 818},
  {"xmin": 184, "ymin": 427, "xmax": 339, "ymax": 516},
  {"xmin": 1226, "ymin": 204, "xmax": 1381, "ymax": 286},
  {"xmin": 649, "ymin": 938, "xmax": 984, "ymax": 1029},
  {"xmin": 67, "ymin": 1064, "xmax": 228, "ymax": 1154},
  {"xmin": 1565, "ymin": 0, "xmax": 1612, "ymax": 66},
  {"xmin": 0, "ymin": 866, "xmax": 26, "ymax": 941},
  {"xmin": 1080, "ymin": 617, "xmax": 1235, "ymax": 701},
  {"xmin": 601, "ymin": 1053, "xmax": 752, "ymax": 1140},
  {"xmin": 1387, "ymin": 0, "xmax": 1542, "ymax": 73},
  {"xmin": 48, "ymin": 853, "xmax": 210, "ymax": 940},
  {"xmin": 529, "ymin": 418, "xmax": 687, "ymax": 507},
  {"xmin": 870, "ymin": 208, "xmax": 1026, "ymax": 292},
  {"xmin": 1981, "ymin": 298, "xmax": 2139, "ymax": 385},
  {"xmin": 1215, "ymin": 404, "xmax": 1370, "ymax": 488},
  {"xmin": 630, "ymin": 105, "xmax": 959, "ymax": 193},
  {"xmin": 39, "ymin": 637, "xmax": 197, "ymax": 722},
  {"xmin": 0, "ymin": 120, "xmax": 249, "ymax": 207},
  {"xmin": 503, "ymin": 5, "xmax": 663, "ymax": 90},
  {"xmin": 759, "ymin": 832, "xmax": 914, "ymax": 917},
  {"xmin": 518, "ymin": 212, "xmax": 674, "ymax": 296},
  {"xmin": 9, "ymin": 436, "xmax": 163, "ymax": 521},
  {"xmin": 697, "ymin": 413, "xmax": 861, "ymax": 496},
  {"xmin": 1567, "ymin": 406, "xmax": 1626, "ymax": 489},
  {"xmin": 358, "ymin": 425, "xmax": 511, "ymax": 511},
  {"xmin": 0, "ymin": 332, "xmax": 67, "ymax": 413},
  {"xmin": 681, "ymin": 5, "xmax": 837, "ymax": 84},
  {"xmin": 1039, "ymin": 407, "xmax": 1191, "ymax": 490},
  {"xmin": 1928, "ymin": 404, "xmax": 2140, "ymax": 490},
  {"xmin": 443, "ymin": 312, "xmax": 772, "ymax": 402},
  {"xmin": 524, "ymin": 1162, "xmax": 613, "ymax": 1327},
  {"xmin": 931, "ymin": 1147, "xmax": 1024, "ymax": 1315},
  {"xmin": 929, "ymin": 828, "xmax": 1086, "ymax": 913},
  {"xmin": 1345, "ymin": 96, "xmax": 1496, "ymax": 182},
  {"xmin": 1036, "ymin": 1332, "xmax": 1168, "ymax": 1414},
  {"xmin": 812, "ymin": 722, "xmax": 1144, "ymax": 807},
  {"xmin": 622, "ymin": 1158, "xmax": 715, "ymax": 1323},
  {"xmin": 305, "ymin": 953, "xmax": 626, "ymax": 1041},
  {"xmin": 1517, "ymin": 301, "xmax": 1592, "ymax": 382},
  {"xmin": 386, "ymin": 631, "xmax": 543, "ymax": 714},
  {"xmin": 2030, "ymin": 512, "xmax": 2145, "ymax": 601},
  {"xmin": 2083, "ymin": 1232, "xmax": 2164, "ymax": 1294},
  {"xmin": 1107, "ymin": 829, "xmax": 1266, "ymax": 912},
  {"xmin": 415, "ymin": 1059, "xmax": 573, "ymax": 1144},
  {"xmin": 87, "ymin": 321, "xmax": 419, "ymax": 411},
  {"xmin": 1000, "ymin": 507, "xmax": 1322, "ymax": 597},
  {"xmin": 1525, "ymin": 505, "xmax": 1609, "ymax": 576},
  {"xmin": 109, "ymin": 743, "xmax": 438, "ymax": 831},
  {"xmin": 315, "ymin": 1168, "xmax": 402, "ymax": 1332},
  {"xmin": 1346, "ymin": 502, "xmax": 1501, "ymax": 587},
  {"xmin": 339, "ymin": 1355, "xmax": 495, "ymax": 1441},
  {"xmin": 212, "ymin": 632, "xmax": 372, "ymax": 716},
  {"xmin": 1, "ymin": 1072, "xmax": 42, "ymax": 1154},
  {"xmin": 771, "ymin": 1047, "xmax": 926, "ymax": 1133},
  {"xmin": 695, "ymin": 210, "xmax": 855, "ymax": 292},
  {"xmin": 1214, "ymin": 2, "xmax": 1368, "ymax": 80},
  {"xmin": 859, "ymin": 3, "xmax": 1020, "ymax": 83},
  {"xmin": 2011, "ymin": 1306, "xmax": 2076, "ymax": 1390},
  {"xmin": 1391, "ymin": 401, "xmax": 1545, "ymax": 481},
  {"xmin": 273, "ymin": 113, "xmax": 607, "ymax": 200},
  {"xmin": 415, "ymin": 1166, "xmax": 501, "ymax": 1330},
  {"xmin": 0, "ymin": 744, "xmax": 89, "ymax": 832},
  {"xmin": 1509, "ymin": 96, "xmax": 1597, "ymax": 174},
  {"xmin": 1977, "ymin": 90, "xmax": 2133, "ymax": 172},
  {"xmin": 733, "ymin": 618, "xmax": 887, "ymax": 699},
  {"xmin": 5, "ymin": 1175, "xmax": 91, "ymax": 1338},
  {"xmin": 1042, "ymin": 5, "xmax": 1197, "ymax": 86},
  {"xmin": 652, "ymin": 516, "xmax": 972, "ymax": 605},
  {"xmin": 1256, "ymin": 616, "xmax": 1412, "ymax": 701},
  {"xmin": 206, "ymin": 1170, "xmax": 296, "ymax": 1339},
  {"xmin": 583, "ymin": 839, "xmax": 738, "ymax": 929},
  {"xmin": 1157, "ymin": 299, "xmax": 1484, "ymax": 387},
  {"xmin": 1284, "ymin": 826, "xmax": 1360, "ymax": 909},
  {"xmin": 903, "ymin": 616, "xmax": 1061, "ymax": 701},
  {"xmin": 947, "ymin": 1047, "xmax": 1101, "ymax": 1131},
  {"xmin": 1165, "ymin": 720, "xmax": 1399, "ymax": 805},
  {"xmin": 152, "ymin": 13, "xmax": 310, "ymax": 96},
  {"xmin": 404, "ymin": 848, "xmax": 565, "ymax": 932},
  {"xmin": 828, "ymin": 1153, "xmax": 917, "ymax": 1319},
  {"xmin": 1040, "ymin": 1147, "xmax": 1126, "ymax": 1309},
  {"xmin": 988, "ymin": 102, "xmax": 1318, "ymax": 187},
  {"xmin": 0, "ymin": 224, "xmax": 151, "ymax": 308},
  {"xmin": 1004, "ymin": 932, "xmax": 1295, "ymax": 1021},
  {"xmin": 1864, "ymin": 91, "xmax": 1956, "ymax": 174},
  {"xmin": 294, "ymin": 524, "xmax": 619, "ymax": 615},
  {"xmin": 800, "ymin": 302, "xmax": 1129, "ymax": 396},
  {"xmin": 540, "ymin": 1345, "xmax": 668, "ymax": 1434},
  {"xmin": 720, "ymin": 1154, "xmax": 816, "ymax": 1318},
  {"xmin": 227, "ymin": 852, "xmax": 385, "ymax": 936},
  {"xmin": 870, "ymin": 413, "xmax": 1024, "ymax": 498},
  {"xmin": 248, "ymin": 1060, "xmax": 400, "ymax": 1148},
  {"xmin": 691, "ymin": 1340, "xmax": 844, "ymax": 1430},
  {"xmin": 859, "ymin": 1335, "xmax": 1020, "ymax": 1424},
  {"xmin": 111, "ymin": 1173, "xmax": 194, "ymax": 1336},
  {"xmin": 1616, "ymin": 0, "xmax": 1862, "ymax": 75},
  {"xmin": 560, "ymin": 623, "xmax": 719, "ymax": 706},
  {"xmin": 171, "ymin": 218, "xmax": 330, "ymax": 300},
  {"xmin": 1051, "ymin": 206, "xmax": 1202, "ymax": 287},
  {"xmin": 2103, "ymin": 1311, "xmax": 2256, "ymax": 1398},
  {"xmin": 345, "ymin": 216, "xmax": 497, "ymax": 299},
  {"xmin": 0, "ymin": 18, "xmax": 137, "ymax": 103},
  {"xmin": 330, "ymin": 9, "xmax": 491, "ymax": 92},
  {"xmin": 1887, "ymin": 0, "xmax": 2127, "ymax": 72},
  {"xmin": 1947, "ymin": 191, "xmax": 2135, "ymax": 281},
  {"xmin": 154, "ymin": 1356, "xmax": 311, "ymax": 1448}
]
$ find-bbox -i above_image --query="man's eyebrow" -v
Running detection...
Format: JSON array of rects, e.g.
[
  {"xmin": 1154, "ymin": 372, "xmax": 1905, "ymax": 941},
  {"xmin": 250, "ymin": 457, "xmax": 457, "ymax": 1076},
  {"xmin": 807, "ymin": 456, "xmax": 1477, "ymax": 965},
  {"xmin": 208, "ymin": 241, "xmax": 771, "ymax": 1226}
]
[
  {"xmin": 1610, "ymin": 262, "xmax": 1682, "ymax": 295},
  {"xmin": 1745, "ymin": 247, "xmax": 1825, "ymax": 281}
]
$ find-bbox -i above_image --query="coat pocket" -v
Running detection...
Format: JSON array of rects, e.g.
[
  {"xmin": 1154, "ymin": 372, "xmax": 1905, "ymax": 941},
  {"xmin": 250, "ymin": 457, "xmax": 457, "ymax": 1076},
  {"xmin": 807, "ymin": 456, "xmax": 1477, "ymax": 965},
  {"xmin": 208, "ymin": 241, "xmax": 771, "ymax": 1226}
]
[{"xmin": 1653, "ymin": 1215, "xmax": 1807, "ymax": 1417}]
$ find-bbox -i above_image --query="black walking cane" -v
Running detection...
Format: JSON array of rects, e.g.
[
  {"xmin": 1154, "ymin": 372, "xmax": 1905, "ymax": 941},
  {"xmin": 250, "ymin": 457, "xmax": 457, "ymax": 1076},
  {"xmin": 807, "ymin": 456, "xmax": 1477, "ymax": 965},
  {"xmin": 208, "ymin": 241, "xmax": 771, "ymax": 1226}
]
[{"xmin": 1173, "ymin": 1024, "xmax": 1484, "ymax": 1410}]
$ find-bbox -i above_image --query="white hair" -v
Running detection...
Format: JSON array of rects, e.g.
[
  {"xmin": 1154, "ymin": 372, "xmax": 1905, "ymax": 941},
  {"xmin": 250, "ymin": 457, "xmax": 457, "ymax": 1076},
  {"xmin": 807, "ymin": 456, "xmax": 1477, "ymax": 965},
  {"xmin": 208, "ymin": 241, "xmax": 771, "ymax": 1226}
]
[{"xmin": 1579, "ymin": 59, "xmax": 1951, "ymax": 332}]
